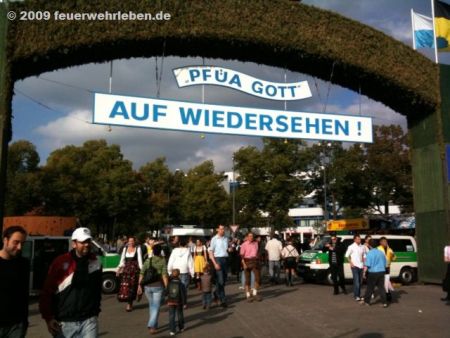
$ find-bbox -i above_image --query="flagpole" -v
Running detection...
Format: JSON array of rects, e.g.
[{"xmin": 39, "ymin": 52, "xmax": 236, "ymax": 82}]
[
  {"xmin": 411, "ymin": 8, "xmax": 417, "ymax": 50},
  {"xmin": 431, "ymin": 0, "xmax": 439, "ymax": 63}
]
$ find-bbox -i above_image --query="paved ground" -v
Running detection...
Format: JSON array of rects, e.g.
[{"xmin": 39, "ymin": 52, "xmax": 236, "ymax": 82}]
[{"xmin": 28, "ymin": 277, "xmax": 450, "ymax": 338}]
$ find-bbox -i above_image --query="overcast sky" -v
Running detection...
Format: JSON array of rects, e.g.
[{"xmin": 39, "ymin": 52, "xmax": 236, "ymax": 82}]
[{"xmin": 11, "ymin": 0, "xmax": 447, "ymax": 172}]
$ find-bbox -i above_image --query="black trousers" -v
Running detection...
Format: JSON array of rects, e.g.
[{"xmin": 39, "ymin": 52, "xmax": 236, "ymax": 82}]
[
  {"xmin": 330, "ymin": 264, "xmax": 345, "ymax": 291},
  {"xmin": 168, "ymin": 305, "xmax": 184, "ymax": 333},
  {"xmin": 444, "ymin": 263, "xmax": 450, "ymax": 298},
  {"xmin": 363, "ymin": 271, "xmax": 386, "ymax": 304}
]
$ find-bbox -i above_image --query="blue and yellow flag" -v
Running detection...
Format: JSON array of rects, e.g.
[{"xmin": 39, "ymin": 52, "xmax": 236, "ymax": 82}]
[{"xmin": 435, "ymin": 0, "xmax": 450, "ymax": 51}]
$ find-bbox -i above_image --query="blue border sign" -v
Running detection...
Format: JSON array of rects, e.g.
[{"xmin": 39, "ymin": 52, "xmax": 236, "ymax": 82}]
[{"xmin": 93, "ymin": 93, "xmax": 374, "ymax": 143}]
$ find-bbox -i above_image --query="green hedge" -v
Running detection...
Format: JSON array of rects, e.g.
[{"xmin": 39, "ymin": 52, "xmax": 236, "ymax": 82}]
[{"xmin": 5, "ymin": 0, "xmax": 438, "ymax": 116}]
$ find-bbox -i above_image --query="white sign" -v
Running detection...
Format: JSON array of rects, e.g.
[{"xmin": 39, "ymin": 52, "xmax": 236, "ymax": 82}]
[
  {"xmin": 173, "ymin": 66, "xmax": 312, "ymax": 101},
  {"xmin": 93, "ymin": 93, "xmax": 373, "ymax": 143}
]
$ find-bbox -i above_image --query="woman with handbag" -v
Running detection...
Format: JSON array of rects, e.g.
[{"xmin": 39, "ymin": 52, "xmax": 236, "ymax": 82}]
[
  {"xmin": 116, "ymin": 236, "xmax": 143, "ymax": 312},
  {"xmin": 138, "ymin": 245, "xmax": 168, "ymax": 335}
]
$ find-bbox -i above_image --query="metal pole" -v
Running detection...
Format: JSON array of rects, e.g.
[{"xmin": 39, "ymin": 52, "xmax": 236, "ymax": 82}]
[
  {"xmin": 323, "ymin": 161, "xmax": 327, "ymax": 221},
  {"xmin": 232, "ymin": 156, "xmax": 236, "ymax": 226},
  {"xmin": 431, "ymin": 0, "xmax": 439, "ymax": 64},
  {"xmin": 411, "ymin": 9, "xmax": 417, "ymax": 50}
]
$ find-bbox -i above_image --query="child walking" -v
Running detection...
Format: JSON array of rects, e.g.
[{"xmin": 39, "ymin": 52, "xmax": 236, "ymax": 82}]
[
  {"xmin": 200, "ymin": 263, "xmax": 215, "ymax": 310},
  {"xmin": 167, "ymin": 269, "xmax": 186, "ymax": 336}
]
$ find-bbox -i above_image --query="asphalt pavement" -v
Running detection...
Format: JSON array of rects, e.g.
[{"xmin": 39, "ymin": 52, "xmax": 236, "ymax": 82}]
[{"xmin": 27, "ymin": 277, "xmax": 450, "ymax": 338}]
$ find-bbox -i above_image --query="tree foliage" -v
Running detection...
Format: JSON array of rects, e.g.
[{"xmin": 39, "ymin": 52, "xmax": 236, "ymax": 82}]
[
  {"xmin": 234, "ymin": 138, "xmax": 309, "ymax": 230},
  {"xmin": 4, "ymin": 126, "xmax": 413, "ymax": 235},
  {"xmin": 5, "ymin": 140, "xmax": 42, "ymax": 215},
  {"xmin": 364, "ymin": 125, "xmax": 413, "ymax": 214},
  {"xmin": 180, "ymin": 161, "xmax": 230, "ymax": 227},
  {"xmin": 39, "ymin": 140, "xmax": 144, "ymax": 235}
]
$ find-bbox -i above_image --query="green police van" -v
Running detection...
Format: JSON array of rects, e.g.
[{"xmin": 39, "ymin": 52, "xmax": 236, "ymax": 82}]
[
  {"xmin": 23, "ymin": 236, "xmax": 121, "ymax": 295},
  {"xmin": 297, "ymin": 234, "xmax": 418, "ymax": 285}
]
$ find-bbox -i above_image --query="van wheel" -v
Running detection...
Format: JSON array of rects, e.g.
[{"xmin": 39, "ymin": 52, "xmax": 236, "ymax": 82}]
[
  {"xmin": 399, "ymin": 267, "xmax": 414, "ymax": 285},
  {"xmin": 102, "ymin": 273, "xmax": 119, "ymax": 294}
]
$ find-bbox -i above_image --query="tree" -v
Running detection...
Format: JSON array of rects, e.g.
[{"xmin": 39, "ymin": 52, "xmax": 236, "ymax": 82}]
[
  {"xmin": 180, "ymin": 161, "xmax": 230, "ymax": 227},
  {"xmin": 365, "ymin": 125, "xmax": 413, "ymax": 214},
  {"xmin": 40, "ymin": 140, "xmax": 145, "ymax": 236},
  {"xmin": 5, "ymin": 140, "xmax": 42, "ymax": 215},
  {"xmin": 234, "ymin": 138, "xmax": 309, "ymax": 230},
  {"xmin": 305, "ymin": 125, "xmax": 413, "ymax": 217},
  {"xmin": 305, "ymin": 142, "xmax": 371, "ymax": 218},
  {"xmin": 139, "ymin": 158, "xmax": 184, "ymax": 229}
]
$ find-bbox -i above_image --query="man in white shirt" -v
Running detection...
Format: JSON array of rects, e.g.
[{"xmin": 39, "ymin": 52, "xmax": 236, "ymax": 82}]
[
  {"xmin": 265, "ymin": 233, "xmax": 283, "ymax": 284},
  {"xmin": 345, "ymin": 234, "xmax": 364, "ymax": 301}
]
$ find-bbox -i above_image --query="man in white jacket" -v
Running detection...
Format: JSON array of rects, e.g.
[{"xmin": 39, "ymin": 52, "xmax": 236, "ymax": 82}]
[{"xmin": 167, "ymin": 238, "xmax": 194, "ymax": 308}]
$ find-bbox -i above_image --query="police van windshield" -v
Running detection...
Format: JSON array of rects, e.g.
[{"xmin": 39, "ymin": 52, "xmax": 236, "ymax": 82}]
[{"xmin": 312, "ymin": 236, "xmax": 331, "ymax": 250}]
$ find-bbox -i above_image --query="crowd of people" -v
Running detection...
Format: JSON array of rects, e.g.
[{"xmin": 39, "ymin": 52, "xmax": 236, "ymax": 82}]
[
  {"xmin": 1, "ymin": 225, "xmax": 449, "ymax": 337},
  {"xmin": 326, "ymin": 234, "xmax": 397, "ymax": 307}
]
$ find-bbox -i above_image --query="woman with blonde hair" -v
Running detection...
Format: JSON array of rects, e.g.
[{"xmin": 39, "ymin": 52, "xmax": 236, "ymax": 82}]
[{"xmin": 193, "ymin": 239, "xmax": 208, "ymax": 290}]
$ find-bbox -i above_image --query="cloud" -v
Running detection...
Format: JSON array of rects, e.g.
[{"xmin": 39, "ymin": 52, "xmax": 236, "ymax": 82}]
[{"xmin": 34, "ymin": 109, "xmax": 261, "ymax": 171}]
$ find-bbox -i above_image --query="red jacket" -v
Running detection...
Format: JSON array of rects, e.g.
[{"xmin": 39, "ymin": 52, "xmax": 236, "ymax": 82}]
[{"xmin": 39, "ymin": 250, "xmax": 102, "ymax": 322}]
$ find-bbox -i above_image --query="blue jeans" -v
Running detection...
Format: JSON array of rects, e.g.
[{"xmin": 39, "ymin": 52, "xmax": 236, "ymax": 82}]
[
  {"xmin": 351, "ymin": 267, "xmax": 363, "ymax": 298},
  {"xmin": 144, "ymin": 286, "xmax": 164, "ymax": 329},
  {"xmin": 241, "ymin": 270, "xmax": 255, "ymax": 288},
  {"xmin": 56, "ymin": 316, "xmax": 98, "ymax": 338},
  {"xmin": 215, "ymin": 257, "xmax": 228, "ymax": 303},
  {"xmin": 179, "ymin": 273, "xmax": 190, "ymax": 301},
  {"xmin": 268, "ymin": 261, "xmax": 281, "ymax": 282},
  {"xmin": 168, "ymin": 306, "xmax": 184, "ymax": 333},
  {"xmin": 203, "ymin": 292, "xmax": 212, "ymax": 306},
  {"xmin": 0, "ymin": 321, "xmax": 27, "ymax": 338}
]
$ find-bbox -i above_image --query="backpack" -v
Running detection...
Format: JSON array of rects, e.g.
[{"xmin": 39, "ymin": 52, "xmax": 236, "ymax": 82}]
[{"xmin": 167, "ymin": 280, "xmax": 181, "ymax": 302}]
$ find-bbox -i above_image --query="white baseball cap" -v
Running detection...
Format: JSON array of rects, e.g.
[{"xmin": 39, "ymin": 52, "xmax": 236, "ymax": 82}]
[{"xmin": 71, "ymin": 227, "xmax": 92, "ymax": 242}]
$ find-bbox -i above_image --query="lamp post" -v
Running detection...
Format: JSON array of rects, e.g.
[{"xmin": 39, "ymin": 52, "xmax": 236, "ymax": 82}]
[
  {"xmin": 323, "ymin": 162, "xmax": 327, "ymax": 222},
  {"xmin": 232, "ymin": 156, "xmax": 236, "ymax": 226},
  {"xmin": 320, "ymin": 142, "xmax": 332, "ymax": 222}
]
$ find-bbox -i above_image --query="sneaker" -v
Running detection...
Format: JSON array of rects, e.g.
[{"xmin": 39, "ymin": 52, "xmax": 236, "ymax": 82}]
[
  {"xmin": 355, "ymin": 297, "xmax": 361, "ymax": 301},
  {"xmin": 359, "ymin": 301, "xmax": 370, "ymax": 306},
  {"xmin": 382, "ymin": 303, "xmax": 388, "ymax": 308},
  {"xmin": 170, "ymin": 332, "xmax": 176, "ymax": 336},
  {"xmin": 148, "ymin": 328, "xmax": 158, "ymax": 335},
  {"xmin": 179, "ymin": 328, "xmax": 185, "ymax": 333}
]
